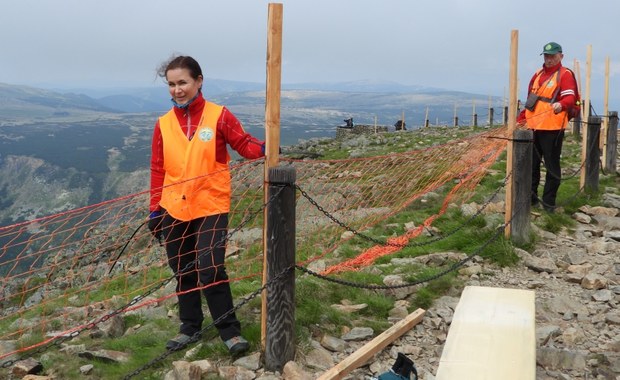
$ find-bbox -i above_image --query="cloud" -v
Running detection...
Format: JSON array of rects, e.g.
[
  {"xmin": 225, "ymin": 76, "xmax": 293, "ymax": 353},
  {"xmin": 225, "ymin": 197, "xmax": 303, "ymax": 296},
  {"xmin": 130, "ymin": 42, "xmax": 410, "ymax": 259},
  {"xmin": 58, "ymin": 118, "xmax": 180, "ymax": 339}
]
[{"xmin": 0, "ymin": 0, "xmax": 618, "ymax": 107}]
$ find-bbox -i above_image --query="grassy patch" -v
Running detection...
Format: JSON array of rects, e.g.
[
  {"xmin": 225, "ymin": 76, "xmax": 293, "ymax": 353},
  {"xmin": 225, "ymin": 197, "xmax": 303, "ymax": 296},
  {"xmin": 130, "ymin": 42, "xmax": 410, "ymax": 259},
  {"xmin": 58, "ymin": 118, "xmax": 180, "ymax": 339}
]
[{"xmin": 3, "ymin": 126, "xmax": 609, "ymax": 379}]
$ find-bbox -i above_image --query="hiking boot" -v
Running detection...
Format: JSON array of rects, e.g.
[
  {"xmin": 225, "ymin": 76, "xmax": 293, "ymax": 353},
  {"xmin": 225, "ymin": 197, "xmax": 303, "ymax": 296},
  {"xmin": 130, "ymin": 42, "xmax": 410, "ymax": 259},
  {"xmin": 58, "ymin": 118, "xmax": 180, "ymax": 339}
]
[
  {"xmin": 166, "ymin": 332, "xmax": 201, "ymax": 351},
  {"xmin": 224, "ymin": 336, "xmax": 250, "ymax": 355}
]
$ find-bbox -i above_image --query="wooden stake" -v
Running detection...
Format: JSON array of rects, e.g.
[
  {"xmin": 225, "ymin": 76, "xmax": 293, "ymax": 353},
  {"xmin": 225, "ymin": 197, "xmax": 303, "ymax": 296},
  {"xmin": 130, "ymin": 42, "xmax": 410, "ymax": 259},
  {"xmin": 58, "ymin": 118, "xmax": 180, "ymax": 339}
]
[
  {"xmin": 261, "ymin": 2, "xmax": 283, "ymax": 350},
  {"xmin": 317, "ymin": 309, "xmax": 426, "ymax": 380},
  {"xmin": 504, "ymin": 30, "xmax": 518, "ymax": 239},
  {"xmin": 571, "ymin": 59, "xmax": 582, "ymax": 135},
  {"xmin": 472, "ymin": 99, "xmax": 476, "ymax": 126},
  {"xmin": 580, "ymin": 45, "xmax": 592, "ymax": 190},
  {"xmin": 574, "ymin": 60, "xmax": 583, "ymax": 120},
  {"xmin": 601, "ymin": 57, "xmax": 609, "ymax": 152}
]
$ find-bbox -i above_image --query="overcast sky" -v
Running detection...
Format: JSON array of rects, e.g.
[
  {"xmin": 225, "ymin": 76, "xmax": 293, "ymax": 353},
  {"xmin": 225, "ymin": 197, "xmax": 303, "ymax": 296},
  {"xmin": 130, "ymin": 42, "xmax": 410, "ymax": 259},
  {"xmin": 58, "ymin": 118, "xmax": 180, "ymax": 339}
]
[{"xmin": 1, "ymin": 0, "xmax": 618, "ymax": 108}]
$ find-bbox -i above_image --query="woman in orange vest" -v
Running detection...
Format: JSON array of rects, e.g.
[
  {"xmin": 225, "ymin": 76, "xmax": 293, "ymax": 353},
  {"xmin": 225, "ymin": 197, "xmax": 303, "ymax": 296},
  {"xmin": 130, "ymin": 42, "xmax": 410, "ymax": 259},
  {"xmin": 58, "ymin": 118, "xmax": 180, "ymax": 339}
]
[
  {"xmin": 148, "ymin": 55, "xmax": 264, "ymax": 354},
  {"xmin": 517, "ymin": 42, "xmax": 578, "ymax": 213}
]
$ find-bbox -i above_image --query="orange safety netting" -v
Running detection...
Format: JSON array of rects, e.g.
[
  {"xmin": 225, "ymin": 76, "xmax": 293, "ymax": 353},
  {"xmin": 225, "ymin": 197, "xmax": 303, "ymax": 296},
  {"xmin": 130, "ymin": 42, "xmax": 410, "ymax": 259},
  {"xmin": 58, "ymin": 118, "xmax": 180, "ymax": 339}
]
[{"xmin": 0, "ymin": 126, "xmax": 508, "ymax": 361}]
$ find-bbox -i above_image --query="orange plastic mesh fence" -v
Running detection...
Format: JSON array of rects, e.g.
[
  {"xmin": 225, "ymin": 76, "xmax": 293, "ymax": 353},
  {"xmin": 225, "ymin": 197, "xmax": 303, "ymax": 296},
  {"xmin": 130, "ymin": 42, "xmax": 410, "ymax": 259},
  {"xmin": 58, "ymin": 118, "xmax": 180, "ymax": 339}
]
[{"xmin": 0, "ymin": 126, "xmax": 507, "ymax": 360}]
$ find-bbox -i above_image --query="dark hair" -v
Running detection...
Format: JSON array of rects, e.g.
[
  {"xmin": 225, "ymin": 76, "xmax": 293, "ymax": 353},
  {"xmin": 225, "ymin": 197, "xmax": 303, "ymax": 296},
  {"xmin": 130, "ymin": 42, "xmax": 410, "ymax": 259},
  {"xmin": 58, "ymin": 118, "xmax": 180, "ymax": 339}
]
[{"xmin": 156, "ymin": 55, "xmax": 203, "ymax": 81}]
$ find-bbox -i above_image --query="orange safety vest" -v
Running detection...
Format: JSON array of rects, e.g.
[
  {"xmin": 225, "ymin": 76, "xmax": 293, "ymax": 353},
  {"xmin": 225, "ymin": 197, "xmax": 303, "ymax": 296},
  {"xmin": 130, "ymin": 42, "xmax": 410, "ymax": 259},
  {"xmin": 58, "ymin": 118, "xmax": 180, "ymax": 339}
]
[
  {"xmin": 158, "ymin": 101, "xmax": 231, "ymax": 221},
  {"xmin": 525, "ymin": 68, "xmax": 569, "ymax": 131}
]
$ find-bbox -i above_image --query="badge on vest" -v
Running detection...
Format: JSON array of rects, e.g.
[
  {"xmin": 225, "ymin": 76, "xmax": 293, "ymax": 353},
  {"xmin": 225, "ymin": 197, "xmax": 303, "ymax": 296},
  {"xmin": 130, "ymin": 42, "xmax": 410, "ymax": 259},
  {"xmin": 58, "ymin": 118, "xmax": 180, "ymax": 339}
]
[
  {"xmin": 198, "ymin": 127, "xmax": 214, "ymax": 142},
  {"xmin": 546, "ymin": 80, "xmax": 555, "ymax": 88}
]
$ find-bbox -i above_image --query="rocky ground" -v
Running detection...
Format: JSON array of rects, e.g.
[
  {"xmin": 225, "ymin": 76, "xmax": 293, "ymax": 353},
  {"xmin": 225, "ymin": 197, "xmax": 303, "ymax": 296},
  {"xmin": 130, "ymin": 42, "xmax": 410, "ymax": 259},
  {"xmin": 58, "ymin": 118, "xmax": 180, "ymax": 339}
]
[
  {"xmin": 148, "ymin": 192, "xmax": 620, "ymax": 380},
  {"xmin": 3, "ymin": 128, "xmax": 619, "ymax": 380}
]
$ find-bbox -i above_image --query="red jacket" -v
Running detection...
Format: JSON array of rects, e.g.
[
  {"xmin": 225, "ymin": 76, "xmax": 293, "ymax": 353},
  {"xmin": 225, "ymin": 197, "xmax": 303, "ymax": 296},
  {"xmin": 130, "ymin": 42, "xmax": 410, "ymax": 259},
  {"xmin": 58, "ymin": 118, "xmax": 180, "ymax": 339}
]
[
  {"xmin": 517, "ymin": 62, "xmax": 577, "ymax": 125},
  {"xmin": 150, "ymin": 93, "xmax": 264, "ymax": 212}
]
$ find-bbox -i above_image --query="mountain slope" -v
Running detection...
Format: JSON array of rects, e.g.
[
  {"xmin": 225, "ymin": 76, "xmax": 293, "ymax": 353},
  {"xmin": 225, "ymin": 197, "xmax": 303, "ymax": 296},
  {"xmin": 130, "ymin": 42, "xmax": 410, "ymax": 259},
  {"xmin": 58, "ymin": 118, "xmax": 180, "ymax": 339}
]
[{"xmin": 0, "ymin": 83, "xmax": 119, "ymax": 119}]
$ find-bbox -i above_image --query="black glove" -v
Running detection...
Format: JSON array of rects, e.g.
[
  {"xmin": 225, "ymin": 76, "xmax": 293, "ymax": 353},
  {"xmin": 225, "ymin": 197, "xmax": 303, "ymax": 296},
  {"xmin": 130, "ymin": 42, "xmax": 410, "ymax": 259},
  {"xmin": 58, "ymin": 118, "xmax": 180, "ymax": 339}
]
[{"xmin": 148, "ymin": 211, "xmax": 163, "ymax": 243}]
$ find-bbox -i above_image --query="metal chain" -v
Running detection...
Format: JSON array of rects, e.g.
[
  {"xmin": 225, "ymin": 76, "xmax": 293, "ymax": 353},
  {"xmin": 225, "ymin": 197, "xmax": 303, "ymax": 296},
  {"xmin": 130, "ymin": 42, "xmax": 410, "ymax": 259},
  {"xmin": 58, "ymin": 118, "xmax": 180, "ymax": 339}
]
[
  {"xmin": 1, "ymin": 274, "xmax": 175, "ymax": 369},
  {"xmin": 122, "ymin": 264, "xmax": 295, "ymax": 379},
  {"xmin": 124, "ymin": 182, "xmax": 510, "ymax": 377},
  {"xmin": 1, "ymin": 186, "xmax": 284, "ymax": 369},
  {"xmin": 295, "ymin": 221, "xmax": 506, "ymax": 290},
  {"xmin": 296, "ymin": 173, "xmax": 509, "ymax": 249}
]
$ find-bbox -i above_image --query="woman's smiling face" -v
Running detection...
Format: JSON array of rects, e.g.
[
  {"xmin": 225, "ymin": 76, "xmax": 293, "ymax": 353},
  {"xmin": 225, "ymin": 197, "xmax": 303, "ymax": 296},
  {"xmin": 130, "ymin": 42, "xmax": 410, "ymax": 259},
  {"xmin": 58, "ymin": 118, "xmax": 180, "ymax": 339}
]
[{"xmin": 166, "ymin": 67, "xmax": 203, "ymax": 105}]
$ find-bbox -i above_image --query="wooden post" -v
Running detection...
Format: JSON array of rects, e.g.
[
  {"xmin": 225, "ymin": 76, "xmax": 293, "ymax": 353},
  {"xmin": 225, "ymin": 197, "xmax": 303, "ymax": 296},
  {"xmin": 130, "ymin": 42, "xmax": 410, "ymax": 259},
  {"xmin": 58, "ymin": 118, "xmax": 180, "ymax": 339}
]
[
  {"xmin": 317, "ymin": 309, "xmax": 425, "ymax": 380},
  {"xmin": 262, "ymin": 2, "xmax": 283, "ymax": 349},
  {"xmin": 571, "ymin": 113, "xmax": 582, "ymax": 138},
  {"xmin": 603, "ymin": 111, "xmax": 618, "ymax": 174},
  {"xmin": 473, "ymin": 114, "xmax": 478, "ymax": 127},
  {"xmin": 571, "ymin": 59, "xmax": 582, "ymax": 135},
  {"xmin": 601, "ymin": 57, "xmax": 610, "ymax": 151},
  {"xmin": 264, "ymin": 166, "xmax": 296, "ymax": 371},
  {"xmin": 489, "ymin": 107, "xmax": 494, "ymax": 127},
  {"xmin": 581, "ymin": 116, "xmax": 601, "ymax": 192},
  {"xmin": 453, "ymin": 103, "xmax": 457, "ymax": 127},
  {"xmin": 584, "ymin": 45, "xmax": 592, "ymax": 120},
  {"xmin": 425, "ymin": 106, "xmax": 429, "ymax": 128},
  {"xmin": 374, "ymin": 115, "xmax": 377, "ymax": 134},
  {"xmin": 508, "ymin": 129, "xmax": 532, "ymax": 244},
  {"xmin": 472, "ymin": 100, "xmax": 476, "ymax": 127},
  {"xmin": 504, "ymin": 30, "xmax": 520, "ymax": 240},
  {"xmin": 502, "ymin": 103, "xmax": 506, "ymax": 125}
]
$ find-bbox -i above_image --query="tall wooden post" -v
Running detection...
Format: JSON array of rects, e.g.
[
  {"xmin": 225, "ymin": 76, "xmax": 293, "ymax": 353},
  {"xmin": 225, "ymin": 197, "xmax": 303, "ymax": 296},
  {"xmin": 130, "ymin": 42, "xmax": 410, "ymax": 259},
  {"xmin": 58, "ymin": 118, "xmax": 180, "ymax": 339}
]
[
  {"xmin": 262, "ymin": 2, "xmax": 283, "ymax": 349},
  {"xmin": 425, "ymin": 107, "xmax": 429, "ymax": 128},
  {"xmin": 489, "ymin": 107, "xmax": 494, "ymax": 127},
  {"xmin": 504, "ymin": 30, "xmax": 525, "ymax": 240},
  {"xmin": 601, "ymin": 57, "xmax": 610, "ymax": 151},
  {"xmin": 584, "ymin": 45, "xmax": 592, "ymax": 120},
  {"xmin": 264, "ymin": 166, "xmax": 296, "ymax": 371},
  {"xmin": 603, "ymin": 111, "xmax": 618, "ymax": 174},
  {"xmin": 571, "ymin": 60, "xmax": 582, "ymax": 136},
  {"xmin": 581, "ymin": 116, "xmax": 601, "ymax": 192}
]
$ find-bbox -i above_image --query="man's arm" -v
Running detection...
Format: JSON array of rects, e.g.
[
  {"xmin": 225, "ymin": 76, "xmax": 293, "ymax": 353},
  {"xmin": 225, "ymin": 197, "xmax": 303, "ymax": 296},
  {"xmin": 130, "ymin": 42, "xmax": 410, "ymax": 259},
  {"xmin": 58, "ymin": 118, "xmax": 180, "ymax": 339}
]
[{"xmin": 553, "ymin": 69, "xmax": 578, "ymax": 113}]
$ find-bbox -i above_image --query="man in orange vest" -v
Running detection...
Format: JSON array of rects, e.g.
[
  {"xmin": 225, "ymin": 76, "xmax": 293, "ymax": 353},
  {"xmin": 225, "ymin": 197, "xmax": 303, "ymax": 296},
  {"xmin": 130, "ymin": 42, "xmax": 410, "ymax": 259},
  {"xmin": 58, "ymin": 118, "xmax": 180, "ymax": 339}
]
[
  {"xmin": 517, "ymin": 42, "xmax": 578, "ymax": 213},
  {"xmin": 148, "ymin": 55, "xmax": 265, "ymax": 355}
]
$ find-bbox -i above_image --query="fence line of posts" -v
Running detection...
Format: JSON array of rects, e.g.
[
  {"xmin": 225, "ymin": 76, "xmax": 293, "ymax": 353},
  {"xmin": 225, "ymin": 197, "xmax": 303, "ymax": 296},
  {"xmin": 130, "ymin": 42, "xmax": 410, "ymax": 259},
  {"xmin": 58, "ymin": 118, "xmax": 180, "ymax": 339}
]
[{"xmin": 259, "ymin": 9, "xmax": 618, "ymax": 373}]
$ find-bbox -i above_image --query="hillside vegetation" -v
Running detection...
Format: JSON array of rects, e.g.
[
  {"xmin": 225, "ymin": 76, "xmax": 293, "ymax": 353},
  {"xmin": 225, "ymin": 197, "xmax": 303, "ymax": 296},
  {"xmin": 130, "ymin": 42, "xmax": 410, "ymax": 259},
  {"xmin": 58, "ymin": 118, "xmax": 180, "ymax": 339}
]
[{"xmin": 2, "ymin": 125, "xmax": 618, "ymax": 379}]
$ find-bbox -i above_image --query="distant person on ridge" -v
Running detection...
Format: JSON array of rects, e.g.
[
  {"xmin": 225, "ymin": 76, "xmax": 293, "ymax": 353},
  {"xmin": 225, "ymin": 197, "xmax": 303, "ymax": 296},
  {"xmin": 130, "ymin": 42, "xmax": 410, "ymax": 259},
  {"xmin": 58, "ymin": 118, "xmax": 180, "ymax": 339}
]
[
  {"xmin": 517, "ymin": 42, "xmax": 578, "ymax": 213},
  {"xmin": 394, "ymin": 119, "xmax": 406, "ymax": 131},
  {"xmin": 148, "ymin": 55, "xmax": 264, "ymax": 354}
]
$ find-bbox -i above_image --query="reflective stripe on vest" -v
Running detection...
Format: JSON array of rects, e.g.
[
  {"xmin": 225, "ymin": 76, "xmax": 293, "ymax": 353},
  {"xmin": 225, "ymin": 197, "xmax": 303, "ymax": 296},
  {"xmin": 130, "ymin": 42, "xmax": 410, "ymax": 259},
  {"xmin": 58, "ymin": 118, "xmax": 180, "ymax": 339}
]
[
  {"xmin": 525, "ymin": 68, "xmax": 569, "ymax": 131},
  {"xmin": 158, "ymin": 101, "xmax": 231, "ymax": 221}
]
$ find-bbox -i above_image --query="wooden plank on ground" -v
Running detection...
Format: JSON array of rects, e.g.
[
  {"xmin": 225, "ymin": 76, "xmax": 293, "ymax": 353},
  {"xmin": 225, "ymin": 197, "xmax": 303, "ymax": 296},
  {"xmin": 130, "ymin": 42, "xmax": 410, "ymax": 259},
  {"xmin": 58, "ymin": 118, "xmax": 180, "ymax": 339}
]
[
  {"xmin": 435, "ymin": 286, "xmax": 535, "ymax": 380},
  {"xmin": 317, "ymin": 308, "xmax": 425, "ymax": 380}
]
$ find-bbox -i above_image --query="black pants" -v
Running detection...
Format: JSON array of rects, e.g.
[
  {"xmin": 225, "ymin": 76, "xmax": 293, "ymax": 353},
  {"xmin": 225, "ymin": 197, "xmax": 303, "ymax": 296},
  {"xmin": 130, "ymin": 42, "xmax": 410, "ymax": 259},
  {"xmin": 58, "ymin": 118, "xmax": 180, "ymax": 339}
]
[
  {"xmin": 161, "ymin": 212, "xmax": 241, "ymax": 341},
  {"xmin": 532, "ymin": 129, "xmax": 564, "ymax": 208}
]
